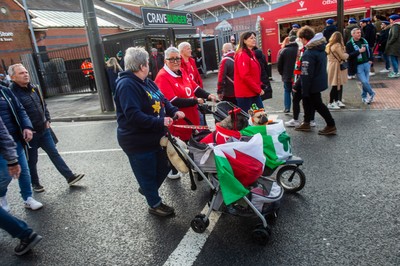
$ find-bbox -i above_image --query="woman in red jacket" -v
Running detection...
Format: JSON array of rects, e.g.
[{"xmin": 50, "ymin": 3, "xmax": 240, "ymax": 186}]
[{"xmin": 234, "ymin": 31, "xmax": 264, "ymax": 112}]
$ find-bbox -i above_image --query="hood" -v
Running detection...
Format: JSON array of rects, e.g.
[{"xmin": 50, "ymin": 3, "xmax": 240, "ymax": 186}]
[
  {"xmin": 116, "ymin": 70, "xmax": 146, "ymax": 85},
  {"xmin": 223, "ymin": 50, "xmax": 235, "ymax": 58},
  {"xmin": 305, "ymin": 33, "xmax": 326, "ymax": 50}
]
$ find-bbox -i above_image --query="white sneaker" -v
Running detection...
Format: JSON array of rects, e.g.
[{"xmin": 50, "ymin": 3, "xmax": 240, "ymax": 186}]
[
  {"xmin": 1, "ymin": 196, "xmax": 10, "ymax": 212},
  {"xmin": 336, "ymin": 100, "xmax": 346, "ymax": 108},
  {"xmin": 167, "ymin": 170, "xmax": 181, "ymax": 180},
  {"xmin": 310, "ymin": 120, "xmax": 316, "ymax": 127},
  {"xmin": 347, "ymin": 75, "xmax": 354, "ymax": 80},
  {"xmin": 284, "ymin": 119, "xmax": 300, "ymax": 127},
  {"xmin": 24, "ymin": 197, "xmax": 43, "ymax": 210},
  {"xmin": 369, "ymin": 72, "xmax": 376, "ymax": 76},
  {"xmin": 379, "ymin": 68, "xmax": 390, "ymax": 73},
  {"xmin": 327, "ymin": 102, "xmax": 340, "ymax": 110}
]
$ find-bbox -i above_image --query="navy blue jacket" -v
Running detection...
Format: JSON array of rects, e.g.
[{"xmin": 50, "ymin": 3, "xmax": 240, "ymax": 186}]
[
  {"xmin": 0, "ymin": 85, "xmax": 33, "ymax": 143},
  {"xmin": 10, "ymin": 82, "xmax": 50, "ymax": 133},
  {"xmin": 115, "ymin": 71, "xmax": 178, "ymax": 153},
  {"xmin": 0, "ymin": 116, "xmax": 18, "ymax": 165},
  {"xmin": 300, "ymin": 33, "xmax": 328, "ymax": 97},
  {"xmin": 277, "ymin": 42, "xmax": 299, "ymax": 82}
]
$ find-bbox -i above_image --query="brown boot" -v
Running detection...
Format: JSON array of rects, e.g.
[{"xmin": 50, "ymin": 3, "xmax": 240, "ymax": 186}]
[
  {"xmin": 295, "ymin": 122, "xmax": 311, "ymax": 132},
  {"xmin": 318, "ymin": 126, "xmax": 337, "ymax": 135}
]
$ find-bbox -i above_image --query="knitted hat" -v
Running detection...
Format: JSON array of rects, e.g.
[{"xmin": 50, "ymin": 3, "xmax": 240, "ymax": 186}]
[
  {"xmin": 348, "ymin": 18, "xmax": 357, "ymax": 24},
  {"xmin": 292, "ymin": 24, "xmax": 300, "ymax": 29},
  {"xmin": 389, "ymin": 14, "xmax": 400, "ymax": 20},
  {"xmin": 326, "ymin": 19, "xmax": 334, "ymax": 25}
]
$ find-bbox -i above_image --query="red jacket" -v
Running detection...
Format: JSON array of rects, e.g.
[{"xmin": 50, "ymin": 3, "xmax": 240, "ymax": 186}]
[
  {"xmin": 155, "ymin": 66, "xmax": 200, "ymax": 141},
  {"xmin": 181, "ymin": 57, "xmax": 203, "ymax": 88},
  {"xmin": 234, "ymin": 49, "xmax": 261, "ymax": 97}
]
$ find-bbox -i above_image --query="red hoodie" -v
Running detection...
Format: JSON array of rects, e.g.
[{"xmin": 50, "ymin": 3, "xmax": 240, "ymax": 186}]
[{"xmin": 234, "ymin": 49, "xmax": 261, "ymax": 98}]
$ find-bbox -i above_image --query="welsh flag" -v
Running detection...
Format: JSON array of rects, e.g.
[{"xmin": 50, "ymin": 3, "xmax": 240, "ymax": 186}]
[
  {"xmin": 213, "ymin": 134, "xmax": 265, "ymax": 205},
  {"xmin": 240, "ymin": 120, "xmax": 292, "ymax": 169}
]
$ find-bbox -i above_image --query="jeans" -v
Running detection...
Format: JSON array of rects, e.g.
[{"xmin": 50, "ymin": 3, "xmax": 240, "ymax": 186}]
[
  {"xmin": 383, "ymin": 53, "xmax": 391, "ymax": 70},
  {"xmin": 126, "ymin": 148, "xmax": 170, "ymax": 207},
  {"xmin": 390, "ymin": 55, "xmax": 399, "ymax": 73},
  {"xmin": 236, "ymin": 96, "xmax": 263, "ymax": 113},
  {"xmin": 303, "ymin": 93, "xmax": 335, "ymax": 126},
  {"xmin": 356, "ymin": 63, "xmax": 375, "ymax": 99},
  {"xmin": 0, "ymin": 207, "xmax": 32, "ymax": 239},
  {"xmin": 28, "ymin": 128, "xmax": 74, "ymax": 185},
  {"xmin": 0, "ymin": 141, "xmax": 32, "ymax": 201},
  {"xmin": 283, "ymin": 82, "xmax": 293, "ymax": 111}
]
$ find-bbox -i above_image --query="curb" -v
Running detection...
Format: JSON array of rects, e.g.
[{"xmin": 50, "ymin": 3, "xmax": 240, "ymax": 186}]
[{"xmin": 51, "ymin": 115, "xmax": 116, "ymax": 122}]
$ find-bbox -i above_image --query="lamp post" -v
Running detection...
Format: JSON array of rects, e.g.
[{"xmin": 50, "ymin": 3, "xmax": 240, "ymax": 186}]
[{"xmin": 337, "ymin": 0, "xmax": 344, "ymax": 34}]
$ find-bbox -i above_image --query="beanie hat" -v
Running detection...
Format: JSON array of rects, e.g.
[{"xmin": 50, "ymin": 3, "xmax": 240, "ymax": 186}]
[
  {"xmin": 326, "ymin": 19, "xmax": 334, "ymax": 25},
  {"xmin": 389, "ymin": 14, "xmax": 400, "ymax": 20},
  {"xmin": 348, "ymin": 18, "xmax": 357, "ymax": 24}
]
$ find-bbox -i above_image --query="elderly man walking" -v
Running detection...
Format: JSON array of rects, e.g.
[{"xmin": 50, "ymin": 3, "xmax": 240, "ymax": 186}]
[{"xmin": 9, "ymin": 64, "xmax": 84, "ymax": 193}]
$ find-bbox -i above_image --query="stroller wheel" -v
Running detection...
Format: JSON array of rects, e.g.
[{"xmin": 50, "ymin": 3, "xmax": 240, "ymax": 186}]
[
  {"xmin": 251, "ymin": 226, "xmax": 271, "ymax": 246},
  {"xmin": 276, "ymin": 165, "xmax": 306, "ymax": 193},
  {"xmin": 191, "ymin": 214, "xmax": 210, "ymax": 233}
]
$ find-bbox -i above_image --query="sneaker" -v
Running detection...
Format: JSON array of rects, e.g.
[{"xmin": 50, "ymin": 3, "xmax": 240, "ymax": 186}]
[
  {"xmin": 295, "ymin": 122, "xmax": 311, "ymax": 132},
  {"xmin": 396, "ymin": 73, "xmax": 400, "ymax": 78},
  {"xmin": 283, "ymin": 109, "xmax": 290, "ymax": 113},
  {"xmin": 310, "ymin": 120, "xmax": 316, "ymax": 127},
  {"xmin": 167, "ymin": 170, "xmax": 181, "ymax": 180},
  {"xmin": 362, "ymin": 98, "xmax": 370, "ymax": 105},
  {"xmin": 369, "ymin": 72, "xmax": 375, "ymax": 76},
  {"xmin": 327, "ymin": 102, "xmax": 340, "ymax": 110},
  {"xmin": 318, "ymin": 126, "xmax": 337, "ymax": 135},
  {"xmin": 148, "ymin": 202, "xmax": 175, "ymax": 217},
  {"xmin": 24, "ymin": 197, "xmax": 43, "ymax": 211},
  {"xmin": 388, "ymin": 72, "xmax": 399, "ymax": 78},
  {"xmin": 336, "ymin": 100, "xmax": 346, "ymax": 108},
  {"xmin": 14, "ymin": 232, "xmax": 43, "ymax": 256},
  {"xmin": 1, "ymin": 196, "xmax": 10, "ymax": 212},
  {"xmin": 347, "ymin": 75, "xmax": 355, "ymax": 80},
  {"xmin": 379, "ymin": 68, "xmax": 390, "ymax": 73},
  {"xmin": 284, "ymin": 119, "xmax": 300, "ymax": 127},
  {"xmin": 32, "ymin": 184, "xmax": 45, "ymax": 193},
  {"xmin": 67, "ymin": 173, "xmax": 85, "ymax": 186},
  {"xmin": 369, "ymin": 93, "xmax": 375, "ymax": 103}
]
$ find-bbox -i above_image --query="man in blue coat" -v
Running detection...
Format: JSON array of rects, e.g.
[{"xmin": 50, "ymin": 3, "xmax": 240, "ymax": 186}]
[{"xmin": 294, "ymin": 26, "xmax": 336, "ymax": 135}]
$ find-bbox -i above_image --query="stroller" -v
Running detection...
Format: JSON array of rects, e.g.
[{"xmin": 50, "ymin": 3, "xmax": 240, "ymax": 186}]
[{"xmin": 167, "ymin": 102, "xmax": 306, "ymax": 245}]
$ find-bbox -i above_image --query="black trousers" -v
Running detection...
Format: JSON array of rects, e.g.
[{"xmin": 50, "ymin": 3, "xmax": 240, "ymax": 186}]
[
  {"xmin": 293, "ymin": 88, "xmax": 315, "ymax": 121},
  {"xmin": 303, "ymin": 92, "xmax": 335, "ymax": 126},
  {"xmin": 329, "ymin": 85, "xmax": 343, "ymax": 103}
]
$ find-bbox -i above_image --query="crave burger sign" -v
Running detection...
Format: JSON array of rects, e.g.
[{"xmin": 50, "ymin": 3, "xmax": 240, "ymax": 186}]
[{"xmin": 141, "ymin": 7, "xmax": 194, "ymax": 28}]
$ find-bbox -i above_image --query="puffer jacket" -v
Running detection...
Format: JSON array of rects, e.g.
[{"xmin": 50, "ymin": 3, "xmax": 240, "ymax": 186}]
[
  {"xmin": 0, "ymin": 85, "xmax": 33, "ymax": 142},
  {"xmin": 0, "ymin": 116, "xmax": 18, "ymax": 165},
  {"xmin": 277, "ymin": 42, "xmax": 299, "ymax": 82},
  {"xmin": 10, "ymin": 82, "xmax": 50, "ymax": 133},
  {"xmin": 300, "ymin": 33, "xmax": 328, "ymax": 97}
]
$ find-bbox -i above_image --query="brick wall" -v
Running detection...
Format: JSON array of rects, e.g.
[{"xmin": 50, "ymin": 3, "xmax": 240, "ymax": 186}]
[{"xmin": 0, "ymin": 0, "xmax": 32, "ymax": 72}]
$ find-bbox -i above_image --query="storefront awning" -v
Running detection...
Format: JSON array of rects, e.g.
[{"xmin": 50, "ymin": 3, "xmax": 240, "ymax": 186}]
[
  {"xmin": 370, "ymin": 3, "xmax": 400, "ymax": 11},
  {"xmin": 276, "ymin": 7, "xmax": 368, "ymax": 24}
]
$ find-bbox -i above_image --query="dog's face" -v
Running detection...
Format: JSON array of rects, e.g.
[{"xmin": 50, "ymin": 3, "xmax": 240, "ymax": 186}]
[
  {"xmin": 248, "ymin": 109, "xmax": 269, "ymax": 125},
  {"xmin": 219, "ymin": 112, "xmax": 249, "ymax": 131}
]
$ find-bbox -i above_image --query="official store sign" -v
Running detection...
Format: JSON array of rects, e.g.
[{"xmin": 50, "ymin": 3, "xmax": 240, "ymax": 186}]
[
  {"xmin": 141, "ymin": 7, "xmax": 194, "ymax": 28},
  {"xmin": 0, "ymin": 31, "xmax": 13, "ymax": 42}
]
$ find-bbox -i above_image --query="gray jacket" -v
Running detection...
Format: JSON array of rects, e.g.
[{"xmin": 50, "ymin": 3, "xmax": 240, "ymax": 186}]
[{"xmin": 0, "ymin": 116, "xmax": 18, "ymax": 165}]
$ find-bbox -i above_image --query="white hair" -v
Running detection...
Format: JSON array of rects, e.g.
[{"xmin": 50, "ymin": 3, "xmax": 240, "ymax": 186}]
[
  {"xmin": 164, "ymin": 47, "xmax": 180, "ymax": 59},
  {"xmin": 124, "ymin": 47, "xmax": 149, "ymax": 72},
  {"xmin": 8, "ymin": 63, "xmax": 24, "ymax": 76},
  {"xmin": 177, "ymin": 42, "xmax": 191, "ymax": 53}
]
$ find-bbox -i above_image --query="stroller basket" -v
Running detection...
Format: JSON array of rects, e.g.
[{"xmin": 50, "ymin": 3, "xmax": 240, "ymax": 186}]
[{"xmin": 188, "ymin": 131, "xmax": 217, "ymax": 173}]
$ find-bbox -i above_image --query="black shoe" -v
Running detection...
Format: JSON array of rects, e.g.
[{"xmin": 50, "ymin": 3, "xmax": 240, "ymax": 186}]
[
  {"xmin": 14, "ymin": 232, "xmax": 43, "ymax": 256},
  {"xmin": 138, "ymin": 187, "xmax": 144, "ymax": 195},
  {"xmin": 32, "ymin": 184, "xmax": 45, "ymax": 193},
  {"xmin": 67, "ymin": 173, "xmax": 85, "ymax": 186},
  {"xmin": 148, "ymin": 203, "xmax": 175, "ymax": 217}
]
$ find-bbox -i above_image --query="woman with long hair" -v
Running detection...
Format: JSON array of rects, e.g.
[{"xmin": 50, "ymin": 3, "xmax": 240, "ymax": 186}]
[
  {"xmin": 234, "ymin": 31, "xmax": 264, "ymax": 112},
  {"xmin": 106, "ymin": 57, "xmax": 123, "ymax": 95},
  {"xmin": 325, "ymin": 31, "xmax": 349, "ymax": 109}
]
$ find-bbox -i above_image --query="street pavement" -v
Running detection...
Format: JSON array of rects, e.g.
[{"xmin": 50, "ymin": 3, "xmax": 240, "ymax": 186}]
[{"xmin": 1, "ymin": 62, "xmax": 399, "ymax": 265}]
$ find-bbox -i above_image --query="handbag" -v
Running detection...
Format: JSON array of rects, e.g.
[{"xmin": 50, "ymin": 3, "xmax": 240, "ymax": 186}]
[
  {"xmin": 260, "ymin": 84, "xmax": 273, "ymax": 100},
  {"xmin": 330, "ymin": 47, "xmax": 348, "ymax": 71}
]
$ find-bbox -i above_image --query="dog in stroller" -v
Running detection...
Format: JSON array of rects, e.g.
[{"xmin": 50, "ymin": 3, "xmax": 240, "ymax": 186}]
[{"xmin": 166, "ymin": 101, "xmax": 306, "ymax": 245}]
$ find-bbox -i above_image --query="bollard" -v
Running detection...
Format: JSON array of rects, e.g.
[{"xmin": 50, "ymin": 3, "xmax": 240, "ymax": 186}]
[{"xmin": 267, "ymin": 49, "xmax": 273, "ymax": 80}]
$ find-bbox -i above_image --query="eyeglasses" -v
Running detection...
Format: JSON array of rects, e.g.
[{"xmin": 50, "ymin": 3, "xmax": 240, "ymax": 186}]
[{"xmin": 166, "ymin": 57, "xmax": 182, "ymax": 63}]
